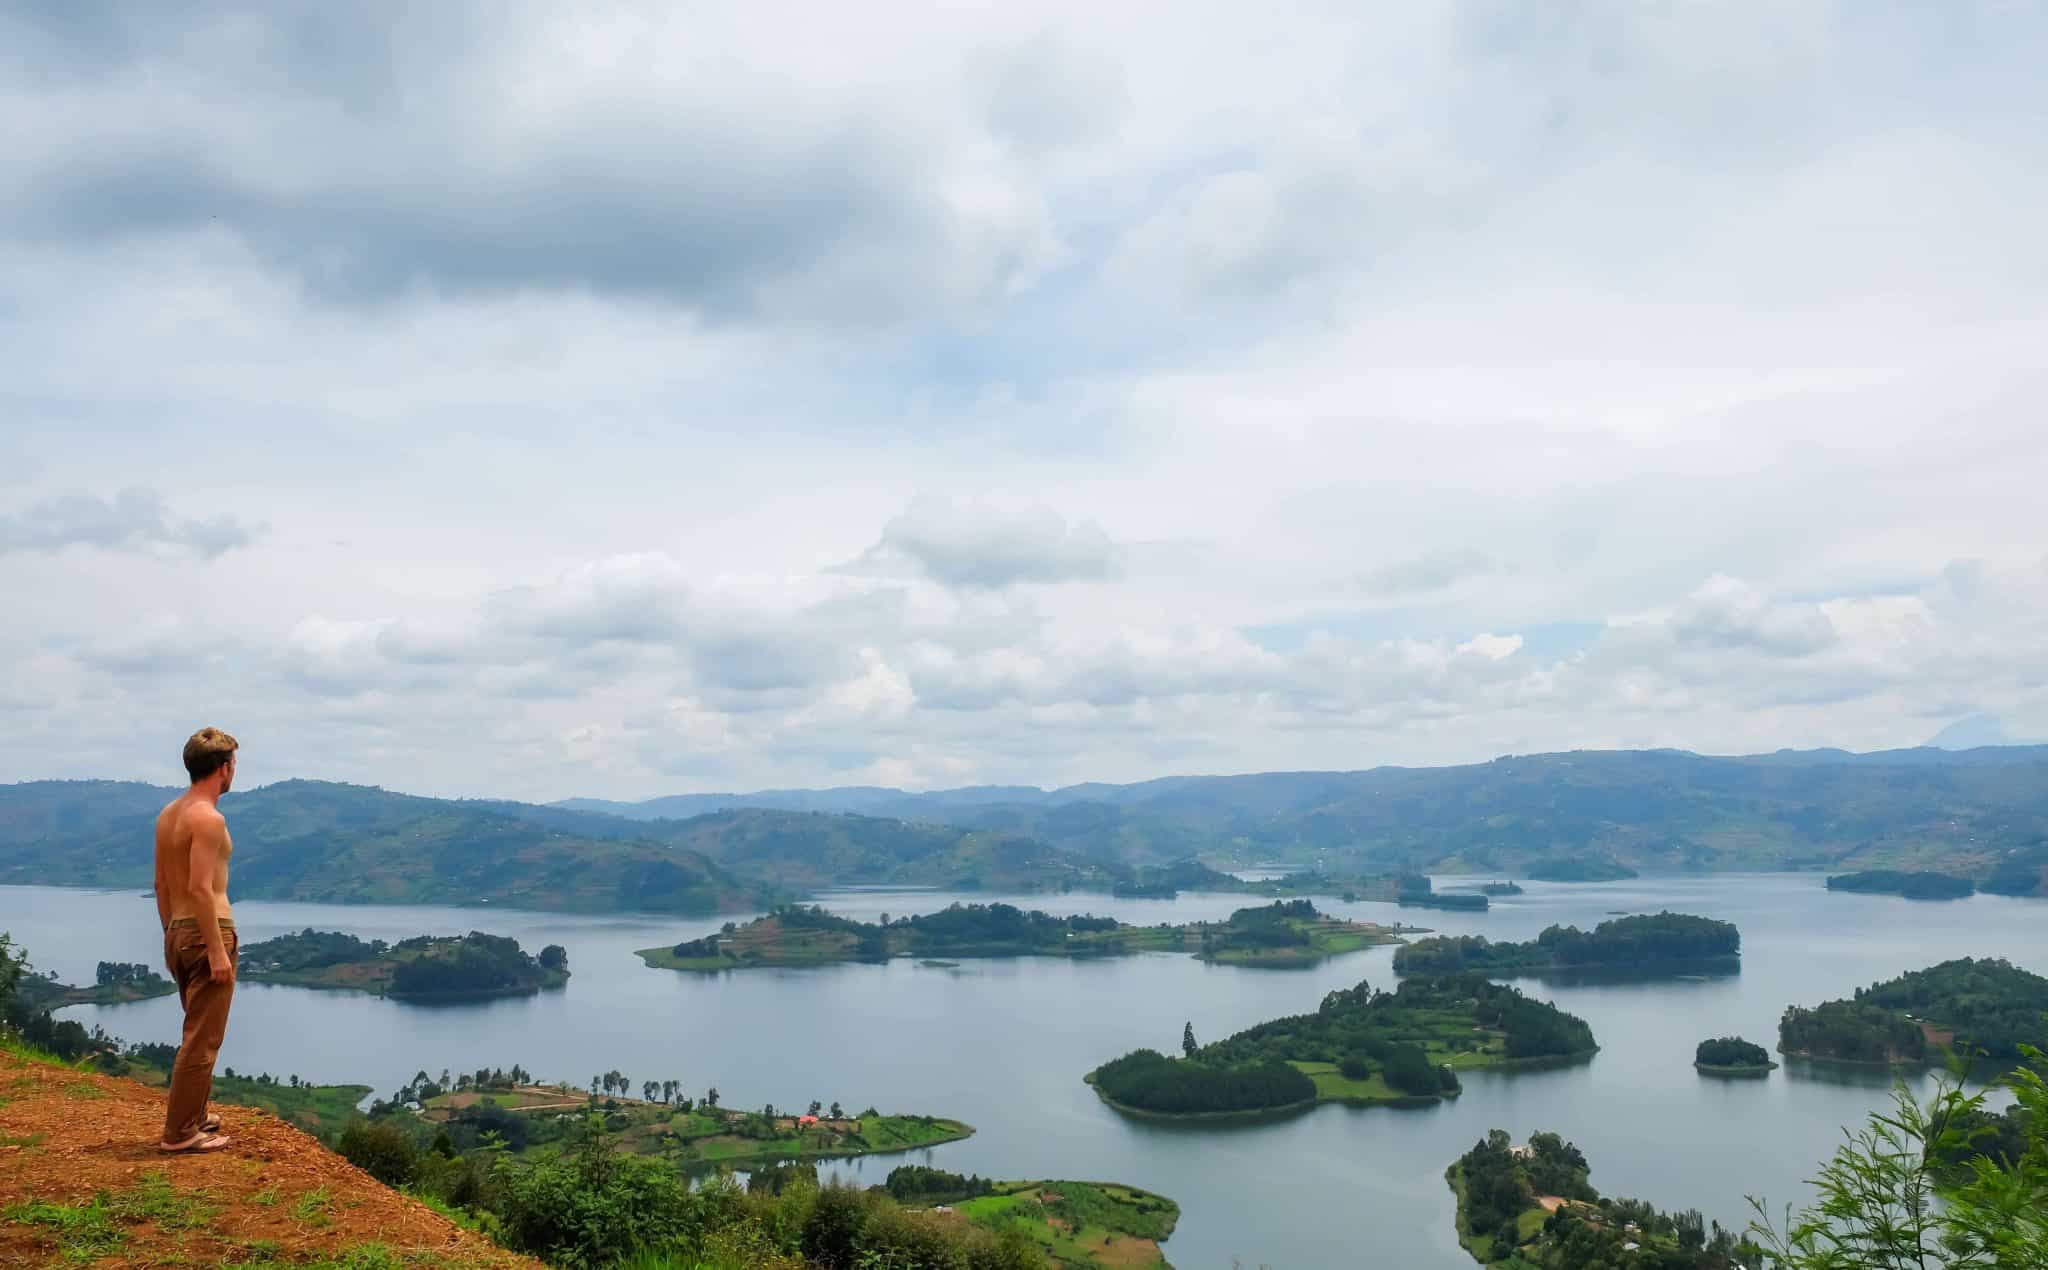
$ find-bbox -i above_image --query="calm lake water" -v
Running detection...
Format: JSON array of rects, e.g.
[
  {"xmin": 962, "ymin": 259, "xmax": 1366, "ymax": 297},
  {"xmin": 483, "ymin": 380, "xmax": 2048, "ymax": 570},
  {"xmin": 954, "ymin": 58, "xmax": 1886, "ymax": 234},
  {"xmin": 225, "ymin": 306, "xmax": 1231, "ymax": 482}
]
[{"xmin": 5, "ymin": 876, "xmax": 2044, "ymax": 1268}]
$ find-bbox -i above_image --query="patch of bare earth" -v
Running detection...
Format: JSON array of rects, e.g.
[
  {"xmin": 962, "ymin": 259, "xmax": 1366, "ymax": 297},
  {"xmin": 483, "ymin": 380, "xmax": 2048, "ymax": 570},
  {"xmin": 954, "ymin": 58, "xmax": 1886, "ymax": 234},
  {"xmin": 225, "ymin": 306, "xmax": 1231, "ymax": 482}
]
[{"xmin": 0, "ymin": 1049, "xmax": 538, "ymax": 1267}]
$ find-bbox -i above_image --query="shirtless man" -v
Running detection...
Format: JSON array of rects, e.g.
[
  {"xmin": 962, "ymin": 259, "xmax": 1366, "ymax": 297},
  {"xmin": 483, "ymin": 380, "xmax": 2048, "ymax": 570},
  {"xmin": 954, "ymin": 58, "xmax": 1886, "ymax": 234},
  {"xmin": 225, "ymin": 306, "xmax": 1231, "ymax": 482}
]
[{"xmin": 153, "ymin": 727, "xmax": 239, "ymax": 1153}]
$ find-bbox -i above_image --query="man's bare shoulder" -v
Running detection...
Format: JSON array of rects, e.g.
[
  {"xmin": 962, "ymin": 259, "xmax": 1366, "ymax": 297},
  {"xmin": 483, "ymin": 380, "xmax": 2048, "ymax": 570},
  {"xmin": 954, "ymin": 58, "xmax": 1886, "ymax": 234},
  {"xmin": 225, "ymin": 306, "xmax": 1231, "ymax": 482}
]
[{"xmin": 168, "ymin": 800, "xmax": 226, "ymax": 834}]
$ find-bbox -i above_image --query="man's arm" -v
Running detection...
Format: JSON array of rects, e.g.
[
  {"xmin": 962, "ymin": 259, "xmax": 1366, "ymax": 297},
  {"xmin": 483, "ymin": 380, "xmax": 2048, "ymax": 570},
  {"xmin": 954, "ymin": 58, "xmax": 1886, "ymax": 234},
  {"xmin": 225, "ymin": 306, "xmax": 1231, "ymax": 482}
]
[
  {"xmin": 153, "ymin": 844, "xmax": 172, "ymax": 932},
  {"xmin": 185, "ymin": 814, "xmax": 234, "ymax": 983}
]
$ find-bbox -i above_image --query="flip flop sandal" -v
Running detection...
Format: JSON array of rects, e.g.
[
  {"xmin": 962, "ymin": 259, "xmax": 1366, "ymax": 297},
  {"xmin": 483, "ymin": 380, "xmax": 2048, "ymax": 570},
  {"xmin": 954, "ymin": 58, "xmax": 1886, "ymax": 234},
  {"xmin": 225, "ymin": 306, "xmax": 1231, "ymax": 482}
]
[{"xmin": 158, "ymin": 1131, "xmax": 232, "ymax": 1154}]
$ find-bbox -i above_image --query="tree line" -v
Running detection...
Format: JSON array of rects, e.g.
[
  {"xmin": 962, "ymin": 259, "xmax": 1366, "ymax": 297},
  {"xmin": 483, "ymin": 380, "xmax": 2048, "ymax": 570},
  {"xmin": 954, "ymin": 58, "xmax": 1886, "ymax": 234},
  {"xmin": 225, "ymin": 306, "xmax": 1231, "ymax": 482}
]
[{"xmin": 1394, "ymin": 912, "xmax": 1739, "ymax": 975}]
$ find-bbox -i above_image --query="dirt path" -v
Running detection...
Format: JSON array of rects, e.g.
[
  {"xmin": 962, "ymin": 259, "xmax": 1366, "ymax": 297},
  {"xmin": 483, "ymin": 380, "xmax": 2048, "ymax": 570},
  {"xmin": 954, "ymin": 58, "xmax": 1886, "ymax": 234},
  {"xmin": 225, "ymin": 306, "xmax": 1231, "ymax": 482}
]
[{"xmin": 1, "ymin": 1048, "xmax": 539, "ymax": 1268}]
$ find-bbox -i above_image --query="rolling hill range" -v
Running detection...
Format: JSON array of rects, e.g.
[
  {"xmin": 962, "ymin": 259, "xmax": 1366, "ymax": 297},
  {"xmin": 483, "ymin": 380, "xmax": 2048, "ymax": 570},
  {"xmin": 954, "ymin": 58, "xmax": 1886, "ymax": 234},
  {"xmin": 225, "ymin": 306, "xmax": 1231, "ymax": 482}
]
[
  {"xmin": 0, "ymin": 780, "xmax": 770, "ymax": 914},
  {"xmin": 7, "ymin": 745, "xmax": 2046, "ymax": 910},
  {"xmin": 558, "ymin": 746, "xmax": 2048, "ymax": 894}
]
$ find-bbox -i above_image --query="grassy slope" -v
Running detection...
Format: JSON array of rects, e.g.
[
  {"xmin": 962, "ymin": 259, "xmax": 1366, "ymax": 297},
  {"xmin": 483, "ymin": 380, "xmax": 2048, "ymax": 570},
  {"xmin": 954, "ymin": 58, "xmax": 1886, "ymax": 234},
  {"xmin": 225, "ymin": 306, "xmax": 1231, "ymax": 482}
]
[
  {"xmin": 0, "ymin": 1041, "xmax": 534, "ymax": 1268},
  {"xmin": 953, "ymin": 1180, "xmax": 1179, "ymax": 1268}
]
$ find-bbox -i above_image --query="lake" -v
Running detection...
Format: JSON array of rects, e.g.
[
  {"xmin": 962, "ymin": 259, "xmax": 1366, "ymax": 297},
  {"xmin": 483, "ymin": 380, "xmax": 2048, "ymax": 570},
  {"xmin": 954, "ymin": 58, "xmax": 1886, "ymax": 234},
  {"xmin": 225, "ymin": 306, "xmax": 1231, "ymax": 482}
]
[{"xmin": 5, "ymin": 875, "xmax": 2044, "ymax": 1268}]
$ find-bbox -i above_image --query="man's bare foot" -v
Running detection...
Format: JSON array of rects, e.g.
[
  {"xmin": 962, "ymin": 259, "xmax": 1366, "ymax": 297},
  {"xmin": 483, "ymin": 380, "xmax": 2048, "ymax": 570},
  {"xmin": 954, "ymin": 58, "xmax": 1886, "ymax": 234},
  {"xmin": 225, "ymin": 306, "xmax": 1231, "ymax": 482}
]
[{"xmin": 157, "ymin": 1130, "xmax": 232, "ymax": 1154}]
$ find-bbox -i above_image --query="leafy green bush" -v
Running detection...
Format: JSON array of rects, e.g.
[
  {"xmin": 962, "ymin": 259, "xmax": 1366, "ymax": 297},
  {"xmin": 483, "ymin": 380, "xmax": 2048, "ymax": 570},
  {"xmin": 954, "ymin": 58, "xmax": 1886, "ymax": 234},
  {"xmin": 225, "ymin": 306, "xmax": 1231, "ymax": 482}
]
[{"xmin": 338, "ymin": 1120, "xmax": 421, "ymax": 1188}]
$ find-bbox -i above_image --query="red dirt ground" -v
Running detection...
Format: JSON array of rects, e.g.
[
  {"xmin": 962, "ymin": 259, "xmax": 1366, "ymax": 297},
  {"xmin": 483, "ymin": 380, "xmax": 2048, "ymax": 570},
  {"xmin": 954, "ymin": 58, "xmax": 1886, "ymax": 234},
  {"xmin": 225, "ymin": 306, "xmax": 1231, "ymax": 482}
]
[{"xmin": 0, "ymin": 1047, "xmax": 539, "ymax": 1267}]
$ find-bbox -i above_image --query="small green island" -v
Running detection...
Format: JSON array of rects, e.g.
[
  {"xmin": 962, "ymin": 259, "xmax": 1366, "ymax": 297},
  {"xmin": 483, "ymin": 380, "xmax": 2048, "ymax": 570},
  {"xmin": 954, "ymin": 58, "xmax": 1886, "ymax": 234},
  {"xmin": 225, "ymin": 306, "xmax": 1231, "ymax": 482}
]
[
  {"xmin": 1779, "ymin": 956, "xmax": 2048, "ymax": 1067},
  {"xmin": 237, "ymin": 928, "xmax": 570, "ymax": 1000},
  {"xmin": 1825, "ymin": 869, "xmax": 1976, "ymax": 900},
  {"xmin": 636, "ymin": 900, "xmax": 1403, "ymax": 973},
  {"xmin": 1476, "ymin": 881, "xmax": 1524, "ymax": 896},
  {"xmin": 1447, "ymin": 1130, "xmax": 1760, "ymax": 1268},
  {"xmin": 1084, "ymin": 973, "xmax": 1597, "ymax": 1117},
  {"xmin": 1393, "ymin": 912, "xmax": 1740, "ymax": 978},
  {"xmin": 885, "ymin": 1168, "xmax": 1180, "ymax": 1268},
  {"xmin": 12, "ymin": 960, "xmax": 177, "ymax": 1008},
  {"xmin": 1694, "ymin": 1036, "xmax": 1777, "ymax": 1074}
]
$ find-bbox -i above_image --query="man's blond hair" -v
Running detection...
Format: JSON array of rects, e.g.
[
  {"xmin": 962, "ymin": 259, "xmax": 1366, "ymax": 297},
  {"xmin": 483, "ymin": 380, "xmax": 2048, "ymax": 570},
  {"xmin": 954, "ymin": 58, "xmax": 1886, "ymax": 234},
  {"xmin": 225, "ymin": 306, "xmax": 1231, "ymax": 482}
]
[{"xmin": 182, "ymin": 728, "xmax": 239, "ymax": 782}]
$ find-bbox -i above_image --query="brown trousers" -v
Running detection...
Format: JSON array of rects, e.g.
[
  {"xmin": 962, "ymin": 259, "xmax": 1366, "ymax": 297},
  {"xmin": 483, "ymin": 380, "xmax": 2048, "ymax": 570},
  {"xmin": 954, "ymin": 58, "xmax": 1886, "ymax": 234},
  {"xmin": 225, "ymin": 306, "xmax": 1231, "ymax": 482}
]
[{"xmin": 162, "ymin": 919, "xmax": 237, "ymax": 1143}]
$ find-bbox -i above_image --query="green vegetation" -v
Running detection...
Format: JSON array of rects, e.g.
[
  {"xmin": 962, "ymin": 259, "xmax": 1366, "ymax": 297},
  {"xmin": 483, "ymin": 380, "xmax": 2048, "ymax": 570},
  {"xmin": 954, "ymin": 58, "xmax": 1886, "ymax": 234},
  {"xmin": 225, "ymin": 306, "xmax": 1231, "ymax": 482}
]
[
  {"xmin": 1825, "ymin": 869, "xmax": 1976, "ymax": 899},
  {"xmin": 1779, "ymin": 957, "xmax": 2048, "ymax": 1067},
  {"xmin": 1477, "ymin": 881, "xmax": 1525, "ymax": 896},
  {"xmin": 1750, "ymin": 1043, "xmax": 2048, "ymax": 1268},
  {"xmin": 4, "ymin": 1168, "xmax": 222, "ymax": 1263},
  {"xmin": 239, "ymin": 929, "xmax": 569, "ymax": 1000},
  {"xmin": 1394, "ymin": 912, "xmax": 1740, "ymax": 978},
  {"xmin": 10, "ymin": 959, "xmax": 176, "ymax": 1009},
  {"xmin": 637, "ymin": 900, "xmax": 1399, "ymax": 972},
  {"xmin": 1086, "ymin": 974, "xmax": 1595, "ymax": 1116},
  {"xmin": 953, "ymin": 1180, "xmax": 1179, "ymax": 1267},
  {"xmin": 1694, "ymin": 1037, "xmax": 1777, "ymax": 1074},
  {"xmin": 1448, "ymin": 1130, "xmax": 1759, "ymax": 1268}
]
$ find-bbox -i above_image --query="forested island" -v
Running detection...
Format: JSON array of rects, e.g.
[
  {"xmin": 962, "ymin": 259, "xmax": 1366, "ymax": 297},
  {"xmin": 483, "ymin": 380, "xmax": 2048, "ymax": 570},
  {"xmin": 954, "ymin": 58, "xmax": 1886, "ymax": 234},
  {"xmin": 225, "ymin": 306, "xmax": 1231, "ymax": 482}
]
[
  {"xmin": 1825, "ymin": 869, "xmax": 1975, "ymax": 900},
  {"xmin": 1477, "ymin": 881, "xmax": 1524, "ymax": 896},
  {"xmin": 637, "ymin": 900, "xmax": 1402, "ymax": 972},
  {"xmin": 1392, "ymin": 913, "xmax": 1740, "ymax": 978},
  {"xmin": 1448, "ymin": 1130, "xmax": 1760, "ymax": 1268},
  {"xmin": 1396, "ymin": 873, "xmax": 1491, "ymax": 911},
  {"xmin": 238, "ymin": 928, "xmax": 569, "ymax": 1000},
  {"xmin": 1085, "ymin": 974, "xmax": 1596, "ymax": 1117},
  {"xmin": 11, "ymin": 960, "xmax": 176, "ymax": 1009},
  {"xmin": 1778, "ymin": 957, "xmax": 2048, "ymax": 1066},
  {"xmin": 1694, "ymin": 1036, "xmax": 1776, "ymax": 1074}
]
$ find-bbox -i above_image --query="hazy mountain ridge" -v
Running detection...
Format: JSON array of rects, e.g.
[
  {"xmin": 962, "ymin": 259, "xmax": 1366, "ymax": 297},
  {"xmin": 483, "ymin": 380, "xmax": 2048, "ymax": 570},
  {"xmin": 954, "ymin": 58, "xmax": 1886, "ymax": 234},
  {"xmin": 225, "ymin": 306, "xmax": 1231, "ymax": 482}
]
[
  {"xmin": 553, "ymin": 746, "xmax": 2048, "ymax": 889},
  {"xmin": 6, "ymin": 745, "xmax": 2046, "ymax": 909}
]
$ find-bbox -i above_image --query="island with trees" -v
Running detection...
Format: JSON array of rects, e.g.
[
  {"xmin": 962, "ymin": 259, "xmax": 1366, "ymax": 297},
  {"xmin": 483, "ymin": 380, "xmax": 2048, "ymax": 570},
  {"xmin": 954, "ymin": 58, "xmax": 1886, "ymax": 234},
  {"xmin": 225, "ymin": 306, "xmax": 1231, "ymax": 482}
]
[
  {"xmin": 1779, "ymin": 957, "xmax": 2048, "ymax": 1068},
  {"xmin": 1694, "ymin": 1036, "xmax": 1777, "ymax": 1074},
  {"xmin": 1395, "ymin": 873, "xmax": 1491, "ymax": 911},
  {"xmin": 1825, "ymin": 869, "xmax": 1975, "ymax": 900},
  {"xmin": 1477, "ymin": 881, "xmax": 1524, "ymax": 896},
  {"xmin": 237, "ymin": 928, "xmax": 570, "ymax": 1001},
  {"xmin": 885, "ymin": 1168, "xmax": 1180, "ymax": 1267},
  {"xmin": 636, "ymin": 900, "xmax": 1402, "ymax": 972},
  {"xmin": 1084, "ymin": 973, "xmax": 1597, "ymax": 1117},
  {"xmin": 1448, "ymin": 1129, "xmax": 1760, "ymax": 1267},
  {"xmin": 10, "ymin": 960, "xmax": 177, "ymax": 1009},
  {"xmin": 1393, "ymin": 912, "xmax": 1740, "ymax": 978}
]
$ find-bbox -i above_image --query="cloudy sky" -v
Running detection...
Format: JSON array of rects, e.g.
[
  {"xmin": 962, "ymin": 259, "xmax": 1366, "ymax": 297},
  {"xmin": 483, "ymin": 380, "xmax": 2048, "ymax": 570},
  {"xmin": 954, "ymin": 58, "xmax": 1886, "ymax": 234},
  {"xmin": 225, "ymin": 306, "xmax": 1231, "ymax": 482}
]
[{"xmin": 4, "ymin": 2, "xmax": 2046, "ymax": 800}]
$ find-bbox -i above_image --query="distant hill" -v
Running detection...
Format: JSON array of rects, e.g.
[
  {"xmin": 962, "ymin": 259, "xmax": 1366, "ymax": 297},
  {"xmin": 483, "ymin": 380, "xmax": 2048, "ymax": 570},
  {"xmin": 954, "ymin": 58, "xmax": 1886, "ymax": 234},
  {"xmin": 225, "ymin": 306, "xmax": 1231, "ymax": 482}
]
[
  {"xmin": 0, "ymin": 780, "xmax": 770, "ymax": 915},
  {"xmin": 557, "ymin": 746, "xmax": 2048, "ymax": 891},
  {"xmin": 11, "ymin": 744, "xmax": 2048, "ymax": 908}
]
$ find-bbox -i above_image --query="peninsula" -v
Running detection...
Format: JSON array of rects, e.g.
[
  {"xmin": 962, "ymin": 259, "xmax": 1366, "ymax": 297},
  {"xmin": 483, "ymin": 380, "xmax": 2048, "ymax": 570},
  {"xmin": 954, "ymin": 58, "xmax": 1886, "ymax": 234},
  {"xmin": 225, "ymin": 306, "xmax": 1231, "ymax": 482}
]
[
  {"xmin": 1825, "ymin": 869, "xmax": 1975, "ymax": 900},
  {"xmin": 1447, "ymin": 1130, "xmax": 1760, "ymax": 1267},
  {"xmin": 13, "ymin": 961, "xmax": 176, "ymax": 1009},
  {"xmin": 636, "ymin": 900, "xmax": 1403, "ymax": 972},
  {"xmin": 238, "ymin": 929, "xmax": 569, "ymax": 1001},
  {"xmin": 1085, "ymin": 973, "xmax": 1597, "ymax": 1117},
  {"xmin": 886, "ymin": 1169, "xmax": 1180, "ymax": 1268},
  {"xmin": 1778, "ymin": 956, "xmax": 2048, "ymax": 1067},
  {"xmin": 1393, "ymin": 912, "xmax": 1740, "ymax": 978}
]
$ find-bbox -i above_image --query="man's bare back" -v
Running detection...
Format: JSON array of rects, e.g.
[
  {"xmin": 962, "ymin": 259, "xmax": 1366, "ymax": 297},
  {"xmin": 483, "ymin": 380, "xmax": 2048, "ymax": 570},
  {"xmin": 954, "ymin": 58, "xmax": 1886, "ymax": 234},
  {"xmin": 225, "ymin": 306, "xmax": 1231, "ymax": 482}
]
[{"xmin": 157, "ymin": 727, "xmax": 241, "ymax": 1153}]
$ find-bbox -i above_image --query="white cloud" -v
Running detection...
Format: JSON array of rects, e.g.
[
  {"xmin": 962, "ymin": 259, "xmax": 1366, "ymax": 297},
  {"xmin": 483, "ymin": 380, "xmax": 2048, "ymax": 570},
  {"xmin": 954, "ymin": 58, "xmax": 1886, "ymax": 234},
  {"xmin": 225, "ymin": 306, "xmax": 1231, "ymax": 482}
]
[{"xmin": 2, "ymin": 2, "xmax": 2046, "ymax": 796}]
